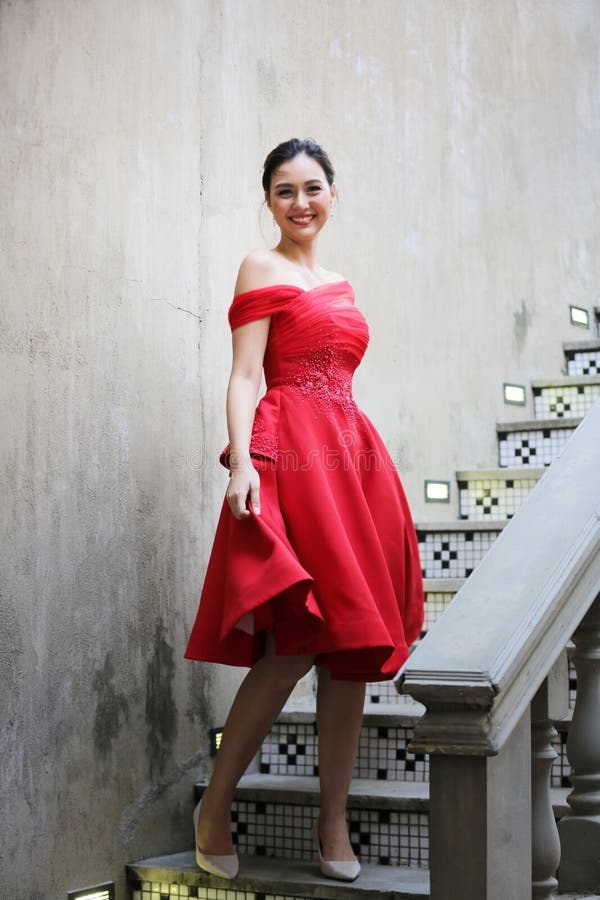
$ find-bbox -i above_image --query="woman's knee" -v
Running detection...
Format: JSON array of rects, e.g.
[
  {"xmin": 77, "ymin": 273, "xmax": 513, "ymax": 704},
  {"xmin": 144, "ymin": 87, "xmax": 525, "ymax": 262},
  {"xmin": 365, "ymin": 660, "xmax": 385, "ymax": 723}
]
[{"xmin": 259, "ymin": 649, "xmax": 314, "ymax": 687}]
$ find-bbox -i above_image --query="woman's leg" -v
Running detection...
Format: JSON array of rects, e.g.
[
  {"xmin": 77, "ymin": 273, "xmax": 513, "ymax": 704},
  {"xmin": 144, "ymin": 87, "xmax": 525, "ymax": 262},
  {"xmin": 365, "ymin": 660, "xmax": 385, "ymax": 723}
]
[
  {"xmin": 316, "ymin": 669, "xmax": 365, "ymax": 860},
  {"xmin": 197, "ymin": 633, "xmax": 313, "ymax": 854}
]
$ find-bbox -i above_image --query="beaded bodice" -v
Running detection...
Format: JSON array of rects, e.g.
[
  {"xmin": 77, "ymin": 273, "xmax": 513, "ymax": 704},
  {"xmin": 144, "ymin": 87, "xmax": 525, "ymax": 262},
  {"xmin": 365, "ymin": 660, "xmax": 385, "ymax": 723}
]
[
  {"xmin": 262, "ymin": 282, "xmax": 367, "ymax": 406},
  {"xmin": 221, "ymin": 281, "xmax": 370, "ymax": 466}
]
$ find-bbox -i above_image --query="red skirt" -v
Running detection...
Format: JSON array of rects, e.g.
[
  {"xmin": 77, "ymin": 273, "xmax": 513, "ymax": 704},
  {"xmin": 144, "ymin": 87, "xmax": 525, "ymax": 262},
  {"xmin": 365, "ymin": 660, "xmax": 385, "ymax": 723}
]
[{"xmin": 185, "ymin": 433, "xmax": 424, "ymax": 682}]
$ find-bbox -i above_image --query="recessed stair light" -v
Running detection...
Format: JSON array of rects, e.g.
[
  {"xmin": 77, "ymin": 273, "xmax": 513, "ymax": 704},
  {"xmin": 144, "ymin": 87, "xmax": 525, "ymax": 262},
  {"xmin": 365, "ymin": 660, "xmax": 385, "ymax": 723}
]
[
  {"xmin": 424, "ymin": 480, "xmax": 450, "ymax": 503},
  {"xmin": 503, "ymin": 383, "xmax": 527, "ymax": 405},
  {"xmin": 68, "ymin": 884, "xmax": 115, "ymax": 900},
  {"xmin": 570, "ymin": 305, "xmax": 589, "ymax": 328},
  {"xmin": 210, "ymin": 726, "xmax": 224, "ymax": 756}
]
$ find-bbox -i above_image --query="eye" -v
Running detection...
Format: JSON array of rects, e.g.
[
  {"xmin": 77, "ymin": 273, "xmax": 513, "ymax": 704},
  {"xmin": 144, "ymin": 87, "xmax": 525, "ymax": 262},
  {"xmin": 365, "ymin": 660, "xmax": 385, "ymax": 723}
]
[
  {"xmin": 276, "ymin": 189, "xmax": 292, "ymax": 197},
  {"xmin": 308, "ymin": 185, "xmax": 322, "ymax": 193}
]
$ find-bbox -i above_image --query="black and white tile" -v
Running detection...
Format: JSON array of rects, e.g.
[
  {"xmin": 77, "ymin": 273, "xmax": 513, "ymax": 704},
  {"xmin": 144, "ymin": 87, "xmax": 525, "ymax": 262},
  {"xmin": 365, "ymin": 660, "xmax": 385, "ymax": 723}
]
[
  {"xmin": 457, "ymin": 477, "xmax": 538, "ymax": 521},
  {"xmin": 417, "ymin": 529, "xmax": 502, "ymax": 577},
  {"xmin": 497, "ymin": 428, "xmax": 576, "ymax": 468},
  {"xmin": 131, "ymin": 886, "xmax": 312, "ymax": 900},
  {"xmin": 533, "ymin": 383, "xmax": 600, "ymax": 419},
  {"xmin": 565, "ymin": 349, "xmax": 600, "ymax": 377},
  {"xmin": 260, "ymin": 724, "xmax": 317, "ymax": 777},
  {"xmin": 229, "ymin": 800, "xmax": 429, "ymax": 868},
  {"xmin": 366, "ymin": 680, "xmax": 403, "ymax": 705},
  {"xmin": 260, "ymin": 723, "xmax": 428, "ymax": 782},
  {"xmin": 356, "ymin": 726, "xmax": 428, "ymax": 782}
]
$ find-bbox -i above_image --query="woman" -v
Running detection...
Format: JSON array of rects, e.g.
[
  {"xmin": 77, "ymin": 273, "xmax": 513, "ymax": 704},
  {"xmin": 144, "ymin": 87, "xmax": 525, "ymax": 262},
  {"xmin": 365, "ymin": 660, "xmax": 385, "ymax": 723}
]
[{"xmin": 185, "ymin": 138, "xmax": 424, "ymax": 882}]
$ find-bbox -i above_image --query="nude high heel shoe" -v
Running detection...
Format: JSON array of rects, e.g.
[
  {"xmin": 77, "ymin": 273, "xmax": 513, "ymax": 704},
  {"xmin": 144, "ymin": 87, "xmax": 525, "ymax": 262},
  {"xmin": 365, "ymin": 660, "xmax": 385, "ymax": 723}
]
[
  {"xmin": 312, "ymin": 820, "xmax": 361, "ymax": 882},
  {"xmin": 193, "ymin": 799, "xmax": 239, "ymax": 879}
]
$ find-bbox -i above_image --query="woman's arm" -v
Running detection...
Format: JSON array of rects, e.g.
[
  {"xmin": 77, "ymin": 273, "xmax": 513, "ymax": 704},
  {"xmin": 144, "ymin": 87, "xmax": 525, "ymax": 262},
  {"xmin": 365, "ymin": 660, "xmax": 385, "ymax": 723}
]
[{"xmin": 225, "ymin": 317, "xmax": 270, "ymax": 519}]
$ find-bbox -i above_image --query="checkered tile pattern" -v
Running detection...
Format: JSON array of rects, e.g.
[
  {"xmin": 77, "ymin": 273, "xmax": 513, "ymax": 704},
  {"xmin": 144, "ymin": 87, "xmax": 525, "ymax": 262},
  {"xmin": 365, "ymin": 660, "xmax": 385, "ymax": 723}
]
[
  {"xmin": 131, "ymin": 886, "xmax": 313, "ymax": 900},
  {"xmin": 260, "ymin": 724, "xmax": 317, "ymax": 776},
  {"xmin": 551, "ymin": 727, "xmax": 571, "ymax": 789},
  {"xmin": 498, "ymin": 427, "xmax": 576, "ymax": 468},
  {"xmin": 423, "ymin": 591, "xmax": 455, "ymax": 631},
  {"xmin": 349, "ymin": 807, "xmax": 429, "ymax": 867},
  {"xmin": 229, "ymin": 800, "xmax": 428, "ymax": 867},
  {"xmin": 458, "ymin": 477, "xmax": 538, "ymax": 521},
  {"xmin": 366, "ymin": 680, "xmax": 403, "ymax": 704},
  {"xmin": 533, "ymin": 383, "xmax": 600, "ymax": 419},
  {"xmin": 565, "ymin": 349, "xmax": 600, "ymax": 376},
  {"xmin": 260, "ymin": 723, "xmax": 429, "ymax": 782},
  {"xmin": 569, "ymin": 657, "xmax": 577, "ymax": 708},
  {"xmin": 417, "ymin": 529, "xmax": 501, "ymax": 577},
  {"xmin": 356, "ymin": 725, "xmax": 428, "ymax": 782}
]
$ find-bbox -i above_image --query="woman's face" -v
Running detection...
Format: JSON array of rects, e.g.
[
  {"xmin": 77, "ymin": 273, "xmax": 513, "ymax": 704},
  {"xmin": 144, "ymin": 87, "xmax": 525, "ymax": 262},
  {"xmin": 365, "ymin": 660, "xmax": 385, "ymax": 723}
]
[{"xmin": 266, "ymin": 152, "xmax": 335, "ymax": 242}]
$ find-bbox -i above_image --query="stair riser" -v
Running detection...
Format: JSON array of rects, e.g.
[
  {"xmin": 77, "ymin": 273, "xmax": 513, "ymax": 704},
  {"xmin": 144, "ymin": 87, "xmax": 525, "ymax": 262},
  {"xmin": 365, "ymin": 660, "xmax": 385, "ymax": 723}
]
[
  {"xmin": 457, "ymin": 477, "xmax": 539, "ymax": 521},
  {"xmin": 417, "ymin": 531, "xmax": 502, "ymax": 579},
  {"xmin": 261, "ymin": 723, "xmax": 428, "ymax": 782},
  {"xmin": 533, "ymin": 383, "xmax": 600, "ymax": 419},
  {"xmin": 230, "ymin": 799, "xmax": 429, "ymax": 868},
  {"xmin": 261, "ymin": 717, "xmax": 575, "ymax": 789},
  {"xmin": 130, "ymin": 883, "xmax": 339, "ymax": 900},
  {"xmin": 498, "ymin": 427, "xmax": 576, "ymax": 468},
  {"xmin": 565, "ymin": 350, "xmax": 600, "ymax": 377}
]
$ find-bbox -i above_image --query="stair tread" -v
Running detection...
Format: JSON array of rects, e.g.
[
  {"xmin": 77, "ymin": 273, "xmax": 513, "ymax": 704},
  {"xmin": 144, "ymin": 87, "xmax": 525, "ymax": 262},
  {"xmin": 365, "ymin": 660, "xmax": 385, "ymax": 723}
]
[
  {"xmin": 280, "ymin": 699, "xmax": 425, "ymax": 725},
  {"xmin": 196, "ymin": 774, "xmax": 572, "ymax": 815},
  {"xmin": 496, "ymin": 416, "xmax": 582, "ymax": 432},
  {"xmin": 414, "ymin": 520, "xmax": 507, "ymax": 532},
  {"xmin": 198, "ymin": 774, "xmax": 430, "ymax": 810},
  {"xmin": 422, "ymin": 577, "xmax": 465, "ymax": 591},
  {"xmin": 563, "ymin": 338, "xmax": 600, "ymax": 352},
  {"xmin": 531, "ymin": 374, "xmax": 600, "ymax": 387},
  {"xmin": 127, "ymin": 852, "xmax": 430, "ymax": 898},
  {"xmin": 455, "ymin": 467, "xmax": 544, "ymax": 479}
]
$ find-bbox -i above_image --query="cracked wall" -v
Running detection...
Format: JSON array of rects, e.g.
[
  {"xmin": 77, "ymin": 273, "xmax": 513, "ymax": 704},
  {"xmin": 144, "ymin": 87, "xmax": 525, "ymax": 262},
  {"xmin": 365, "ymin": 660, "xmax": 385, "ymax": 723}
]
[{"xmin": 1, "ymin": 1, "xmax": 600, "ymax": 898}]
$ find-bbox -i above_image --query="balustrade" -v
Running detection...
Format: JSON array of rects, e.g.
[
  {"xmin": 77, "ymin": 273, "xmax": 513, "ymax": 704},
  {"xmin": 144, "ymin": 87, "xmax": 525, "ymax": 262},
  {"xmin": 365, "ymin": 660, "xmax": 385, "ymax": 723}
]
[
  {"xmin": 530, "ymin": 653, "xmax": 568, "ymax": 900},
  {"xmin": 558, "ymin": 592, "xmax": 600, "ymax": 892}
]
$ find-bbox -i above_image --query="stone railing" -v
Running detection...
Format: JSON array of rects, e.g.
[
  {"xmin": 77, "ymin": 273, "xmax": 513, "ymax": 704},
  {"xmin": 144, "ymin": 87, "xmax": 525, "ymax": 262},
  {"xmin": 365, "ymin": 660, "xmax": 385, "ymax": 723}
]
[{"xmin": 398, "ymin": 399, "xmax": 600, "ymax": 900}]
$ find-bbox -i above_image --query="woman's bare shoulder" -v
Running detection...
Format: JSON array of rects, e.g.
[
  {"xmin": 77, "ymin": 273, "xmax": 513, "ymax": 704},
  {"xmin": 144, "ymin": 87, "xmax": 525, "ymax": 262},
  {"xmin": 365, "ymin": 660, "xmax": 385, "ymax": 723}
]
[
  {"xmin": 234, "ymin": 249, "xmax": 282, "ymax": 296},
  {"xmin": 318, "ymin": 266, "xmax": 347, "ymax": 284}
]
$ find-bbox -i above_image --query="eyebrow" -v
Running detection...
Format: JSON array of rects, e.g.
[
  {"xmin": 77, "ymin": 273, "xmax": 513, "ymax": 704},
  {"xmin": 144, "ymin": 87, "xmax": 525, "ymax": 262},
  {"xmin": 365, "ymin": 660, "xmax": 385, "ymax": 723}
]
[{"xmin": 272, "ymin": 178, "xmax": 325, "ymax": 188}]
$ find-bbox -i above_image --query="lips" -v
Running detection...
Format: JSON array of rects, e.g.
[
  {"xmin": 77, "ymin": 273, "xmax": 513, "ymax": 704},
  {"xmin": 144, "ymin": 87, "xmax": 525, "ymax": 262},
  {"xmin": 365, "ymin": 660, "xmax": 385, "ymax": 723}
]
[{"xmin": 289, "ymin": 215, "xmax": 315, "ymax": 226}]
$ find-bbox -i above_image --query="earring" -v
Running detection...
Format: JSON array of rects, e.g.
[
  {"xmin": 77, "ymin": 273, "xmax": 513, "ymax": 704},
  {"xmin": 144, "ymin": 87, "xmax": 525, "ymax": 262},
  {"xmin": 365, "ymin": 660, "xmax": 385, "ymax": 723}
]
[{"xmin": 272, "ymin": 216, "xmax": 277, "ymax": 227}]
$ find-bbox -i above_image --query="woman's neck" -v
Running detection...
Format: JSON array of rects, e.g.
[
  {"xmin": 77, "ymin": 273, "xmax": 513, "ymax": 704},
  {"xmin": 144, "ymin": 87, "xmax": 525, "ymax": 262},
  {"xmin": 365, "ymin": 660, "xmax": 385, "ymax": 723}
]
[{"xmin": 274, "ymin": 236, "xmax": 319, "ymax": 273}]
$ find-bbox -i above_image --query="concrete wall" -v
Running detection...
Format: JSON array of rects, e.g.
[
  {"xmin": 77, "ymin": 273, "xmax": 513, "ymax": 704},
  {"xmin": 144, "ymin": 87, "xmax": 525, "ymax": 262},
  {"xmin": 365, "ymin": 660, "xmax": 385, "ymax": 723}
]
[{"xmin": 1, "ymin": 1, "xmax": 599, "ymax": 898}]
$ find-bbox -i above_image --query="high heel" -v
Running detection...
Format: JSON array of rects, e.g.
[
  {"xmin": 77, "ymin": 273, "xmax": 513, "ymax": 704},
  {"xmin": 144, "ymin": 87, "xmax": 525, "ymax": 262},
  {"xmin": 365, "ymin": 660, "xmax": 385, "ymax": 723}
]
[
  {"xmin": 193, "ymin": 799, "xmax": 239, "ymax": 879},
  {"xmin": 312, "ymin": 820, "xmax": 361, "ymax": 882}
]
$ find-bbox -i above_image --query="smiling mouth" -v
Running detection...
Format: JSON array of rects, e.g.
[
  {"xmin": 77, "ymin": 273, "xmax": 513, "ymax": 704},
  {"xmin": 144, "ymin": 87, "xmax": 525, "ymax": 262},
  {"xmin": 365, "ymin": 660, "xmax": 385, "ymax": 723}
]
[{"xmin": 289, "ymin": 215, "xmax": 315, "ymax": 225}]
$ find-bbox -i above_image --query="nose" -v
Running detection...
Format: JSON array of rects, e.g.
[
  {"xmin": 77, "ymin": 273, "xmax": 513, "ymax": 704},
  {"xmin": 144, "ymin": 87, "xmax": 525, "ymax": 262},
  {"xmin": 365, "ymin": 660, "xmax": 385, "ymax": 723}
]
[{"xmin": 293, "ymin": 191, "xmax": 310, "ymax": 209}]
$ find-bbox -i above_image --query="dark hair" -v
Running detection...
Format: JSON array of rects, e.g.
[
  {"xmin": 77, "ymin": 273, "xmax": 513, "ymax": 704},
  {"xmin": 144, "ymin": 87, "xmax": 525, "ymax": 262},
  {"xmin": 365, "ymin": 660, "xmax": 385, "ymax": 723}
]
[{"xmin": 262, "ymin": 138, "xmax": 335, "ymax": 193}]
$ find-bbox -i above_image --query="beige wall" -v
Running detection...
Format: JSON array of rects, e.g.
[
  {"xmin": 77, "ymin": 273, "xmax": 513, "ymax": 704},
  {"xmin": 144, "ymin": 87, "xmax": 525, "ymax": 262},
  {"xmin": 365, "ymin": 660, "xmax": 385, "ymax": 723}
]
[{"xmin": 1, "ymin": 1, "xmax": 599, "ymax": 897}]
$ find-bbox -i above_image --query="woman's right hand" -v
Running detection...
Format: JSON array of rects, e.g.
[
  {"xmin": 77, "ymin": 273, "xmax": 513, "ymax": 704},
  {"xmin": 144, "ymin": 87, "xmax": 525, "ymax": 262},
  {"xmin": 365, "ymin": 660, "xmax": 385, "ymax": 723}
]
[{"xmin": 226, "ymin": 461, "xmax": 261, "ymax": 519}]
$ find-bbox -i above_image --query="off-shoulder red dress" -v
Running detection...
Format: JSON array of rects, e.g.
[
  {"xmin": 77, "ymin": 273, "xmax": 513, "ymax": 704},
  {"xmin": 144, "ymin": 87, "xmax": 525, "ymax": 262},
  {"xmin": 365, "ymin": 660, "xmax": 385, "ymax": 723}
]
[{"xmin": 184, "ymin": 281, "xmax": 424, "ymax": 681}]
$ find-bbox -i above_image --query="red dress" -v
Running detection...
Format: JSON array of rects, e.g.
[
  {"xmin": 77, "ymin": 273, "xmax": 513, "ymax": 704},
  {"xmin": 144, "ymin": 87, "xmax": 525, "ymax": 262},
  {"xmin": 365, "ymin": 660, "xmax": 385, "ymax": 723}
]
[{"xmin": 184, "ymin": 280, "xmax": 424, "ymax": 681}]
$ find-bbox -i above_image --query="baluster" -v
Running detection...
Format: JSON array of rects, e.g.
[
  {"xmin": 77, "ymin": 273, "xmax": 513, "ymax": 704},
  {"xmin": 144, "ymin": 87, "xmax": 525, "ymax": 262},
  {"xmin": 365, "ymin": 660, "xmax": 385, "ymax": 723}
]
[
  {"xmin": 531, "ymin": 654, "xmax": 568, "ymax": 900},
  {"xmin": 558, "ymin": 592, "xmax": 600, "ymax": 893}
]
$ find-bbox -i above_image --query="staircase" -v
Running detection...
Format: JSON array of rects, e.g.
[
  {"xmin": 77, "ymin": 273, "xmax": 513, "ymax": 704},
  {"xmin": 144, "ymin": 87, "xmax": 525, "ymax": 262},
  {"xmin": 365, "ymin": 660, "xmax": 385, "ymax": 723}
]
[{"xmin": 126, "ymin": 313, "xmax": 600, "ymax": 900}]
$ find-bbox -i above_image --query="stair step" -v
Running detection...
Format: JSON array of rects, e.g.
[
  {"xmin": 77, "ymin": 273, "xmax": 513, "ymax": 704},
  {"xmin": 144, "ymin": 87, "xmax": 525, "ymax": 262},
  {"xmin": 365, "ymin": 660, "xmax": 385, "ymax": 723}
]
[
  {"xmin": 189, "ymin": 776, "xmax": 571, "ymax": 869},
  {"xmin": 563, "ymin": 338, "xmax": 600, "ymax": 377},
  {"xmin": 127, "ymin": 853, "xmax": 430, "ymax": 900},
  {"xmin": 531, "ymin": 375, "xmax": 600, "ymax": 419},
  {"xmin": 279, "ymin": 700, "xmax": 426, "ymax": 727},
  {"xmin": 496, "ymin": 417, "xmax": 581, "ymax": 468},
  {"xmin": 265, "ymin": 705, "xmax": 573, "ymax": 788},
  {"xmin": 262, "ymin": 705, "xmax": 428, "ymax": 782},
  {"xmin": 456, "ymin": 468, "xmax": 543, "ymax": 521},
  {"xmin": 416, "ymin": 521, "xmax": 506, "ymax": 578},
  {"xmin": 196, "ymin": 775, "xmax": 430, "ymax": 867}
]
